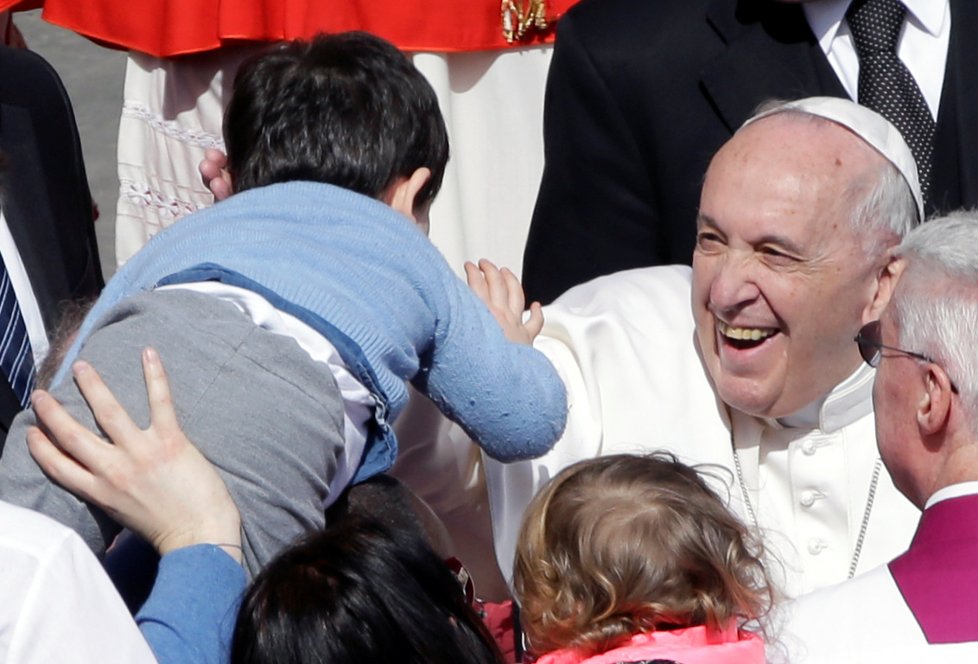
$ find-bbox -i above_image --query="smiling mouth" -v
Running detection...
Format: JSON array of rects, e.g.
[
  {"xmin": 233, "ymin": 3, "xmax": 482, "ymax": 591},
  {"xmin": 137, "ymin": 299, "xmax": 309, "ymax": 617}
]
[{"xmin": 717, "ymin": 321, "xmax": 778, "ymax": 348}]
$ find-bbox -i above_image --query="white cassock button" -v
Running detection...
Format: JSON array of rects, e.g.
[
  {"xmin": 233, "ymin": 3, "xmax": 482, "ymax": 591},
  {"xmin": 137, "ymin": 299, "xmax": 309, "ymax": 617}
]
[
  {"xmin": 808, "ymin": 538, "xmax": 827, "ymax": 555},
  {"xmin": 800, "ymin": 490, "xmax": 817, "ymax": 508}
]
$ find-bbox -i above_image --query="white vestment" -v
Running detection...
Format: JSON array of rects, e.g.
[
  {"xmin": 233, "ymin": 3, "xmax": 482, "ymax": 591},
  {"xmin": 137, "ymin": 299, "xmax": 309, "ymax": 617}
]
[
  {"xmin": 0, "ymin": 501, "xmax": 155, "ymax": 664},
  {"xmin": 778, "ymin": 565, "xmax": 978, "ymax": 663},
  {"xmin": 777, "ymin": 483, "xmax": 978, "ymax": 663},
  {"xmin": 484, "ymin": 266, "xmax": 919, "ymax": 597}
]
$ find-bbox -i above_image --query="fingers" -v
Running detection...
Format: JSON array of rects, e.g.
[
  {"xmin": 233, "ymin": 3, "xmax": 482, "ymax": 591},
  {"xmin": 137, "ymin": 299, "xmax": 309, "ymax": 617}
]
[
  {"xmin": 477, "ymin": 259, "xmax": 510, "ymax": 312},
  {"xmin": 142, "ymin": 348, "xmax": 179, "ymax": 434},
  {"xmin": 464, "ymin": 261, "xmax": 489, "ymax": 303},
  {"xmin": 199, "ymin": 148, "xmax": 232, "ymax": 201},
  {"xmin": 31, "ymin": 387, "xmax": 115, "ymax": 466},
  {"xmin": 210, "ymin": 175, "xmax": 232, "ymax": 201},
  {"xmin": 26, "ymin": 418, "xmax": 100, "ymax": 503},
  {"xmin": 203, "ymin": 147, "xmax": 228, "ymax": 169},
  {"xmin": 524, "ymin": 301, "xmax": 545, "ymax": 340},
  {"xmin": 71, "ymin": 361, "xmax": 141, "ymax": 449},
  {"xmin": 500, "ymin": 267, "xmax": 526, "ymax": 314},
  {"xmin": 475, "ymin": 259, "xmax": 529, "ymax": 319}
]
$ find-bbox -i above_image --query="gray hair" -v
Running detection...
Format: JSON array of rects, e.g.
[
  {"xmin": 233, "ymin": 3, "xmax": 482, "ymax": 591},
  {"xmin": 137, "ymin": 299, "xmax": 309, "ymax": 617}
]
[
  {"xmin": 892, "ymin": 212, "xmax": 978, "ymax": 434},
  {"xmin": 747, "ymin": 100, "xmax": 919, "ymax": 256},
  {"xmin": 845, "ymin": 159, "xmax": 919, "ymax": 257}
]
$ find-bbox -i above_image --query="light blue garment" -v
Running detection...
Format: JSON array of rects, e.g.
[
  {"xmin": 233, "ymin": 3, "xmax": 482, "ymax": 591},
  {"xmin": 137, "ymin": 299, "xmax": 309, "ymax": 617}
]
[
  {"xmin": 137, "ymin": 545, "xmax": 245, "ymax": 664},
  {"xmin": 57, "ymin": 182, "xmax": 566, "ymax": 467}
]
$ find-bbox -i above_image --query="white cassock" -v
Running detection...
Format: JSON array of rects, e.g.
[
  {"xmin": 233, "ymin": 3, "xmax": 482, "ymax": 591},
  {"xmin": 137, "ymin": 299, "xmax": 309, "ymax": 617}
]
[
  {"xmin": 0, "ymin": 501, "xmax": 155, "ymax": 663},
  {"xmin": 482, "ymin": 266, "xmax": 920, "ymax": 597}
]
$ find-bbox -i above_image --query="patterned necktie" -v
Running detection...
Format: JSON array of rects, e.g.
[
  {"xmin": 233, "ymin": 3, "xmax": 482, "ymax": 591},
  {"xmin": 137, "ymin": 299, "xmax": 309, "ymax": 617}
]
[
  {"xmin": 0, "ymin": 257, "xmax": 35, "ymax": 408},
  {"xmin": 846, "ymin": 0, "xmax": 936, "ymax": 204}
]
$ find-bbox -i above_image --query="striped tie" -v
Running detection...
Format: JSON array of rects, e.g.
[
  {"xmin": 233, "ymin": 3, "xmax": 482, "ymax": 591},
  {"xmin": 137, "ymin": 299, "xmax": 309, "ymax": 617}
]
[{"xmin": 0, "ymin": 259, "xmax": 34, "ymax": 407}]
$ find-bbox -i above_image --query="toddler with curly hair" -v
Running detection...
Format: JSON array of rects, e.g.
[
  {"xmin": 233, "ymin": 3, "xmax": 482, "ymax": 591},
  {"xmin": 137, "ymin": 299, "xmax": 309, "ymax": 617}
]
[{"xmin": 513, "ymin": 453, "xmax": 774, "ymax": 664}]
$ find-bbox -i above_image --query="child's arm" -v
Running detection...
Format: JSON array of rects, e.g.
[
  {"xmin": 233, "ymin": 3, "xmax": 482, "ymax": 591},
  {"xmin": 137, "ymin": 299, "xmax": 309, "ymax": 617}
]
[
  {"xmin": 464, "ymin": 259, "xmax": 543, "ymax": 345},
  {"xmin": 416, "ymin": 260, "xmax": 568, "ymax": 463}
]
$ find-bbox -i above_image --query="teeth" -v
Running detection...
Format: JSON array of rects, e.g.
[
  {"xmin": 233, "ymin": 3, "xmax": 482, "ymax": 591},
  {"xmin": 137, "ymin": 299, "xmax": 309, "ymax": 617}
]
[{"xmin": 718, "ymin": 321, "xmax": 776, "ymax": 341}]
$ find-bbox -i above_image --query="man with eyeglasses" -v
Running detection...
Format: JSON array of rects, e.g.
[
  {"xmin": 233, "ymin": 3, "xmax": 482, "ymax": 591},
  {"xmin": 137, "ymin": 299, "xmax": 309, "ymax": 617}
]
[
  {"xmin": 467, "ymin": 96, "xmax": 923, "ymax": 600},
  {"xmin": 781, "ymin": 213, "xmax": 978, "ymax": 661}
]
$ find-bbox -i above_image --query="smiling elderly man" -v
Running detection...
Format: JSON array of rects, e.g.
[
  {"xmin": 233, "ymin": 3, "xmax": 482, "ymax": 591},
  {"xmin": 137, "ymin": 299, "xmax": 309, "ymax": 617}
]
[{"xmin": 482, "ymin": 97, "xmax": 923, "ymax": 598}]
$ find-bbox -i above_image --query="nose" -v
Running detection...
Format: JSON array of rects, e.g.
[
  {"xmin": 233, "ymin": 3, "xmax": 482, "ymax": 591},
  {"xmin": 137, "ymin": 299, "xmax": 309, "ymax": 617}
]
[{"xmin": 708, "ymin": 253, "xmax": 761, "ymax": 316}]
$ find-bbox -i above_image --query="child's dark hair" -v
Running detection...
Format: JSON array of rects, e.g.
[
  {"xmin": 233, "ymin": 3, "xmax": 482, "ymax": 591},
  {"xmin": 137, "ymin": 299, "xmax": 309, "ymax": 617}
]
[
  {"xmin": 224, "ymin": 32, "xmax": 449, "ymax": 206},
  {"xmin": 513, "ymin": 453, "xmax": 774, "ymax": 657},
  {"xmin": 230, "ymin": 515, "xmax": 502, "ymax": 664}
]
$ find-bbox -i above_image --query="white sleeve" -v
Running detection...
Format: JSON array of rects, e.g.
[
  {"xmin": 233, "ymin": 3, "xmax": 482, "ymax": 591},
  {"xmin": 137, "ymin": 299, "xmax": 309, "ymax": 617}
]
[
  {"xmin": 0, "ymin": 510, "xmax": 156, "ymax": 664},
  {"xmin": 484, "ymin": 265, "xmax": 730, "ymax": 582}
]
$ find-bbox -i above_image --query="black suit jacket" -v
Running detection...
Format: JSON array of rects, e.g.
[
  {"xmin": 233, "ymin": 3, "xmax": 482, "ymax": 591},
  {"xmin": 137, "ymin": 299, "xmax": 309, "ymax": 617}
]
[
  {"xmin": 0, "ymin": 46, "xmax": 103, "ymax": 433},
  {"xmin": 523, "ymin": 0, "xmax": 978, "ymax": 304}
]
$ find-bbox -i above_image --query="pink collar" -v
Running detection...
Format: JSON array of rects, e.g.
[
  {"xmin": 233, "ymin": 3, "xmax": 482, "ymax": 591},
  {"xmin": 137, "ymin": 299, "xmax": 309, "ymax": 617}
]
[{"xmin": 534, "ymin": 622, "xmax": 764, "ymax": 664}]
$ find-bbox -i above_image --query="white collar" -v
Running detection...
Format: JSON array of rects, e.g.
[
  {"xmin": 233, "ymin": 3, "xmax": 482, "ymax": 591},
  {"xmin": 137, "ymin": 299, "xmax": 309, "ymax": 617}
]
[
  {"xmin": 925, "ymin": 481, "xmax": 978, "ymax": 510},
  {"xmin": 775, "ymin": 362, "xmax": 875, "ymax": 432},
  {"xmin": 804, "ymin": 0, "xmax": 948, "ymax": 52}
]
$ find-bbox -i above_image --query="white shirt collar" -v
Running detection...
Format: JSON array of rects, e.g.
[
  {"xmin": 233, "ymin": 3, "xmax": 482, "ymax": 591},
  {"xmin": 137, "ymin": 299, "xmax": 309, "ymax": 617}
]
[
  {"xmin": 805, "ymin": 0, "xmax": 948, "ymax": 49},
  {"xmin": 776, "ymin": 362, "xmax": 875, "ymax": 432},
  {"xmin": 925, "ymin": 481, "xmax": 978, "ymax": 510}
]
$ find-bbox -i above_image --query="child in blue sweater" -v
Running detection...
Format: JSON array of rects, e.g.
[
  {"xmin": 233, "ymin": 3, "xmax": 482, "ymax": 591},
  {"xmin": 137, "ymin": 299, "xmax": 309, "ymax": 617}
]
[{"xmin": 0, "ymin": 32, "xmax": 567, "ymax": 575}]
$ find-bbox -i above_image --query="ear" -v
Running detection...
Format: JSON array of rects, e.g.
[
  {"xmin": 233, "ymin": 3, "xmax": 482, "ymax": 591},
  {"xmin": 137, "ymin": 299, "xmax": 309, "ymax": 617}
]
[
  {"xmin": 387, "ymin": 167, "xmax": 432, "ymax": 226},
  {"xmin": 862, "ymin": 256, "xmax": 905, "ymax": 324},
  {"xmin": 917, "ymin": 364, "xmax": 953, "ymax": 437}
]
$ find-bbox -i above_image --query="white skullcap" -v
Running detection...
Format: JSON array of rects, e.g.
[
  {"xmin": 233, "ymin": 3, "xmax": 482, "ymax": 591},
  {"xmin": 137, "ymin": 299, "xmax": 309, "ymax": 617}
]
[{"xmin": 743, "ymin": 96, "xmax": 924, "ymax": 222}]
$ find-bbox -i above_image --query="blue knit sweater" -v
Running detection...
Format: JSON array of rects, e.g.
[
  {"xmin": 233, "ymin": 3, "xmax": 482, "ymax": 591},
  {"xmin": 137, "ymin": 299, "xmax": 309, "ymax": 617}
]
[{"xmin": 57, "ymin": 182, "xmax": 566, "ymax": 463}]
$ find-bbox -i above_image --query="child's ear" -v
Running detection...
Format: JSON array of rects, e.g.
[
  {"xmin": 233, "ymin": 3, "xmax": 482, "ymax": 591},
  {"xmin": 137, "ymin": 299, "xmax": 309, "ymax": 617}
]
[{"xmin": 388, "ymin": 168, "xmax": 432, "ymax": 226}]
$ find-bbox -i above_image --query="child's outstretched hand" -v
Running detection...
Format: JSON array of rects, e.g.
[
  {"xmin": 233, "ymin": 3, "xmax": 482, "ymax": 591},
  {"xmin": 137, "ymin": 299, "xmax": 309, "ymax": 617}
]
[
  {"xmin": 465, "ymin": 258, "xmax": 544, "ymax": 345},
  {"xmin": 26, "ymin": 348, "xmax": 242, "ymax": 562}
]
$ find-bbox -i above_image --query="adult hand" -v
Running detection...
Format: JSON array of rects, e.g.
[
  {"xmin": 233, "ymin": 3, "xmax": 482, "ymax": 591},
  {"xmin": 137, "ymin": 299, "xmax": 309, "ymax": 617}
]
[
  {"xmin": 465, "ymin": 258, "xmax": 544, "ymax": 344},
  {"xmin": 199, "ymin": 147, "xmax": 233, "ymax": 202},
  {"xmin": 27, "ymin": 348, "xmax": 243, "ymax": 562}
]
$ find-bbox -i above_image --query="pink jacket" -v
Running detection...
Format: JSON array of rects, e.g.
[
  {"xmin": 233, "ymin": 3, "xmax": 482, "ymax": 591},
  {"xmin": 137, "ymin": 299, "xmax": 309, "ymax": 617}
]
[{"xmin": 535, "ymin": 622, "xmax": 764, "ymax": 664}]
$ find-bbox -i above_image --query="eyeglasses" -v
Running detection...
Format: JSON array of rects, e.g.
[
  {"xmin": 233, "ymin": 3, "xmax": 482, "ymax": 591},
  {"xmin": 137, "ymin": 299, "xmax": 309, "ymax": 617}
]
[{"xmin": 854, "ymin": 320, "xmax": 958, "ymax": 393}]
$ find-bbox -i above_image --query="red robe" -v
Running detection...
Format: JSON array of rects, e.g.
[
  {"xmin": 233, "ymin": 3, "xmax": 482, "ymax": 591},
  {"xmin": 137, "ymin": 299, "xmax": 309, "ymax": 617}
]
[{"xmin": 0, "ymin": 0, "xmax": 578, "ymax": 55}]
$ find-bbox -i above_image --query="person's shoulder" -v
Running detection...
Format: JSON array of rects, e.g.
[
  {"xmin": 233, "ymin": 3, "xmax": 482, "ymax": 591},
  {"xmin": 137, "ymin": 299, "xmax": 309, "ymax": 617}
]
[
  {"xmin": 560, "ymin": 0, "xmax": 718, "ymax": 45},
  {"xmin": 548, "ymin": 265, "xmax": 692, "ymax": 313},
  {"xmin": 777, "ymin": 565, "xmax": 917, "ymax": 663},
  {"xmin": 0, "ymin": 44, "xmax": 56, "ymax": 76},
  {"xmin": 563, "ymin": 0, "xmax": 714, "ymax": 28},
  {"xmin": 554, "ymin": 0, "xmax": 733, "ymax": 87},
  {"xmin": 0, "ymin": 45, "xmax": 68, "ymax": 103},
  {"xmin": 0, "ymin": 500, "xmax": 84, "ymax": 555}
]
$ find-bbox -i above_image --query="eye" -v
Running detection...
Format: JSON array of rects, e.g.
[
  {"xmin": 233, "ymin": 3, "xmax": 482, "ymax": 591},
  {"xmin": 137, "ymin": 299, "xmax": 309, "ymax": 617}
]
[
  {"xmin": 695, "ymin": 231, "xmax": 725, "ymax": 252},
  {"xmin": 758, "ymin": 245, "xmax": 798, "ymax": 265}
]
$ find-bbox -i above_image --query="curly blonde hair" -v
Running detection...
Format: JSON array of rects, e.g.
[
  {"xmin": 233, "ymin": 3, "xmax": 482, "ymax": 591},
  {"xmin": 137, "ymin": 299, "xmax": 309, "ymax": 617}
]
[{"xmin": 513, "ymin": 453, "xmax": 774, "ymax": 657}]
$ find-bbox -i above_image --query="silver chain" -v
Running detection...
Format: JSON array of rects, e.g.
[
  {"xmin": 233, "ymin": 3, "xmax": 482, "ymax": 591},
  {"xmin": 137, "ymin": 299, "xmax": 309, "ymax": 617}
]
[
  {"xmin": 849, "ymin": 458, "xmax": 883, "ymax": 578},
  {"xmin": 732, "ymin": 438, "xmax": 882, "ymax": 579}
]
